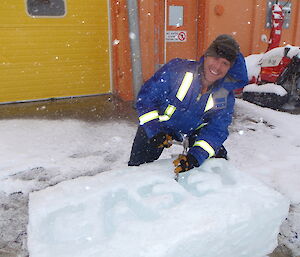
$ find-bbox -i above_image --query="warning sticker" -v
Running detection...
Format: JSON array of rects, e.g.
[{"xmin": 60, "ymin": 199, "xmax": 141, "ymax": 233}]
[{"xmin": 166, "ymin": 31, "xmax": 187, "ymax": 42}]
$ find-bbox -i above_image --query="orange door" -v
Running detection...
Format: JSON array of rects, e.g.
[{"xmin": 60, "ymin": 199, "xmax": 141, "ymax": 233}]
[{"xmin": 164, "ymin": 0, "xmax": 199, "ymax": 62}]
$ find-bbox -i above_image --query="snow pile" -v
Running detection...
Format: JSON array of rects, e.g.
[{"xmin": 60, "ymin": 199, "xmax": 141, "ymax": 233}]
[
  {"xmin": 262, "ymin": 45, "xmax": 300, "ymax": 60},
  {"xmin": 244, "ymin": 45, "xmax": 300, "ymax": 81},
  {"xmin": 28, "ymin": 158, "xmax": 289, "ymax": 257},
  {"xmin": 245, "ymin": 53, "xmax": 263, "ymax": 80},
  {"xmin": 243, "ymin": 45, "xmax": 300, "ymax": 96},
  {"xmin": 243, "ymin": 83, "xmax": 287, "ymax": 96}
]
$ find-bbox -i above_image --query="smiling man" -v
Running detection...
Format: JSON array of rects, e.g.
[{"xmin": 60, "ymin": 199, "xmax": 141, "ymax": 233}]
[{"xmin": 128, "ymin": 34, "xmax": 248, "ymax": 175}]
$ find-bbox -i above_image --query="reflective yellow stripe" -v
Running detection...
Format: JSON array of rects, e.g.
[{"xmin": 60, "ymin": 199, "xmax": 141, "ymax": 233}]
[
  {"xmin": 159, "ymin": 105, "xmax": 176, "ymax": 122},
  {"xmin": 176, "ymin": 72, "xmax": 193, "ymax": 101},
  {"xmin": 159, "ymin": 115, "xmax": 169, "ymax": 122},
  {"xmin": 196, "ymin": 122, "xmax": 208, "ymax": 130},
  {"xmin": 139, "ymin": 110, "xmax": 159, "ymax": 125},
  {"xmin": 165, "ymin": 105, "xmax": 176, "ymax": 116},
  {"xmin": 204, "ymin": 94, "xmax": 214, "ymax": 112},
  {"xmin": 193, "ymin": 140, "xmax": 215, "ymax": 158}
]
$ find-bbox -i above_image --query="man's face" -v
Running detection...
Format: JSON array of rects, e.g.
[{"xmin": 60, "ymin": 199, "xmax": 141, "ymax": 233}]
[{"xmin": 203, "ymin": 56, "xmax": 231, "ymax": 86}]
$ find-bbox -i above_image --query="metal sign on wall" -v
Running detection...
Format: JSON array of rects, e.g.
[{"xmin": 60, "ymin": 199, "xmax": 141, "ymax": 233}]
[{"xmin": 166, "ymin": 31, "xmax": 187, "ymax": 42}]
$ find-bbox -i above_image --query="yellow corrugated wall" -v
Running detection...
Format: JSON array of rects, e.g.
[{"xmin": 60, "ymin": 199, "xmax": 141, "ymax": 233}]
[{"xmin": 0, "ymin": 0, "xmax": 110, "ymax": 103}]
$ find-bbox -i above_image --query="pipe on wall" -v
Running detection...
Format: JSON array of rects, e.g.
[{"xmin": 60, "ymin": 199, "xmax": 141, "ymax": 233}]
[{"xmin": 127, "ymin": 0, "xmax": 143, "ymax": 100}]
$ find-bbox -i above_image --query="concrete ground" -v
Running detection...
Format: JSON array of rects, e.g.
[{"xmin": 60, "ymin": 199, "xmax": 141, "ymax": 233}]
[{"xmin": 0, "ymin": 94, "xmax": 138, "ymax": 123}]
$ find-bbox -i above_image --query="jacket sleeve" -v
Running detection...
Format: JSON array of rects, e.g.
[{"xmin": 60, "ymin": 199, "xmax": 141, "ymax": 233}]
[
  {"xmin": 135, "ymin": 60, "xmax": 178, "ymax": 139},
  {"xmin": 188, "ymin": 93, "xmax": 235, "ymax": 166},
  {"xmin": 225, "ymin": 53, "xmax": 249, "ymax": 90}
]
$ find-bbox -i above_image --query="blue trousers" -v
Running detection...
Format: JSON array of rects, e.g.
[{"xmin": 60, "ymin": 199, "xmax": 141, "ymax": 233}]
[{"xmin": 128, "ymin": 126, "xmax": 163, "ymax": 166}]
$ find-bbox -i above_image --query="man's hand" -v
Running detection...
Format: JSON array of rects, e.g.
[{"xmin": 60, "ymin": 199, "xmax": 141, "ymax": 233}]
[
  {"xmin": 149, "ymin": 133, "xmax": 173, "ymax": 148},
  {"xmin": 173, "ymin": 154, "xmax": 199, "ymax": 173}
]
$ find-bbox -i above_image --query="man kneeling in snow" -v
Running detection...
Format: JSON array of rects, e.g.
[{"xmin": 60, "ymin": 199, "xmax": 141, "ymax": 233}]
[{"xmin": 128, "ymin": 34, "xmax": 248, "ymax": 175}]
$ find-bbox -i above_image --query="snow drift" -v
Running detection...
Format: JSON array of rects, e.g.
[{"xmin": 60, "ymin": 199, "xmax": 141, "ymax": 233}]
[{"xmin": 28, "ymin": 158, "xmax": 289, "ymax": 257}]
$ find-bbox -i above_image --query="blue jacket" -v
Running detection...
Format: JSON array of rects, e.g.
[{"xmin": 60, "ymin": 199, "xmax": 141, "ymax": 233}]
[{"xmin": 136, "ymin": 53, "xmax": 248, "ymax": 166}]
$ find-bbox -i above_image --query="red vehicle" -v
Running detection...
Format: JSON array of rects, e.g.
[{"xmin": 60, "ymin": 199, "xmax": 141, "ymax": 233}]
[{"xmin": 242, "ymin": 2, "xmax": 300, "ymax": 109}]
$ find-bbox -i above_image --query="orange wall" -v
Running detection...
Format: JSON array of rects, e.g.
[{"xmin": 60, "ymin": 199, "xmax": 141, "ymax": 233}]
[
  {"xmin": 202, "ymin": 0, "xmax": 300, "ymax": 55},
  {"xmin": 292, "ymin": 0, "xmax": 300, "ymax": 45},
  {"xmin": 111, "ymin": 0, "xmax": 300, "ymax": 101},
  {"xmin": 110, "ymin": 0, "xmax": 133, "ymax": 101},
  {"xmin": 201, "ymin": 0, "xmax": 255, "ymax": 55}
]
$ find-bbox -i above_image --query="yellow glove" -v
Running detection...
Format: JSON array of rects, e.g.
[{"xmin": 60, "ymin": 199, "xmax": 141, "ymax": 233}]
[
  {"xmin": 149, "ymin": 133, "xmax": 173, "ymax": 148},
  {"xmin": 173, "ymin": 154, "xmax": 198, "ymax": 174}
]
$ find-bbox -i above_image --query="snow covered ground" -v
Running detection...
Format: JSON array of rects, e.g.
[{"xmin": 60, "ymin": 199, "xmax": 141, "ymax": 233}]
[{"xmin": 0, "ymin": 99, "xmax": 300, "ymax": 256}]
